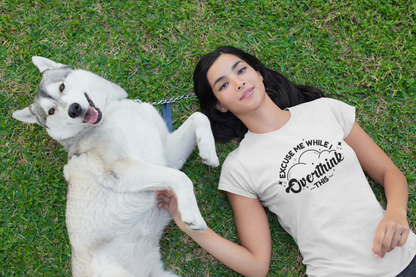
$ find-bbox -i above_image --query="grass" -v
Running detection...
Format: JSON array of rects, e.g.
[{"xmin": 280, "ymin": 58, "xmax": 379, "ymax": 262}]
[{"xmin": 1, "ymin": 0, "xmax": 415, "ymax": 276}]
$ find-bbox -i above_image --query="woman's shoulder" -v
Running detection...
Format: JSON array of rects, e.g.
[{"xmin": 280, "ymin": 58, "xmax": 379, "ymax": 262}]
[
  {"xmin": 291, "ymin": 97, "xmax": 356, "ymax": 134},
  {"xmin": 292, "ymin": 97, "xmax": 353, "ymax": 114},
  {"xmin": 221, "ymin": 149, "xmax": 248, "ymax": 178},
  {"xmin": 222, "ymin": 141, "xmax": 254, "ymax": 168},
  {"xmin": 298, "ymin": 97, "xmax": 342, "ymax": 107}
]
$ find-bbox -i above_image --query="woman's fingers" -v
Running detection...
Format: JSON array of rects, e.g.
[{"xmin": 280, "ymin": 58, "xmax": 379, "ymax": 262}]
[
  {"xmin": 396, "ymin": 227, "xmax": 410, "ymax": 247},
  {"xmin": 156, "ymin": 189, "xmax": 175, "ymax": 201},
  {"xmin": 372, "ymin": 216, "xmax": 410, "ymax": 258}
]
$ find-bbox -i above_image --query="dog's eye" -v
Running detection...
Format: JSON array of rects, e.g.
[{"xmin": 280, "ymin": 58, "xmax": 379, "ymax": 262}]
[
  {"xmin": 48, "ymin": 108, "xmax": 55, "ymax": 115},
  {"xmin": 59, "ymin": 83, "xmax": 65, "ymax": 92}
]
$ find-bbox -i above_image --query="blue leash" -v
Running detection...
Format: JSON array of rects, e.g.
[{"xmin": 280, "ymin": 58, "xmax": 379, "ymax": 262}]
[
  {"xmin": 134, "ymin": 94, "xmax": 196, "ymax": 134},
  {"xmin": 162, "ymin": 100, "xmax": 173, "ymax": 133}
]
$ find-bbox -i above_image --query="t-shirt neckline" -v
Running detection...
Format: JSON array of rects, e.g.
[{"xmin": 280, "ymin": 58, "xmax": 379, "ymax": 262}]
[{"xmin": 245, "ymin": 107, "xmax": 296, "ymax": 140}]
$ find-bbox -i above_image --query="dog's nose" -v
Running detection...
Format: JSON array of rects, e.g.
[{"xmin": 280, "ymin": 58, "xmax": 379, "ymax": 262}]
[{"xmin": 68, "ymin": 103, "xmax": 82, "ymax": 118}]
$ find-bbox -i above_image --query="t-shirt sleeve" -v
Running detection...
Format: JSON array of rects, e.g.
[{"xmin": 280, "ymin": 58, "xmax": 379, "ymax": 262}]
[
  {"xmin": 218, "ymin": 154, "xmax": 257, "ymax": 199},
  {"xmin": 324, "ymin": 98, "xmax": 356, "ymax": 138}
]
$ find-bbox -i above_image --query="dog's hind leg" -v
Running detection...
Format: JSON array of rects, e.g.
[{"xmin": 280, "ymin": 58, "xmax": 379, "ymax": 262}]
[{"xmin": 164, "ymin": 112, "xmax": 219, "ymax": 170}]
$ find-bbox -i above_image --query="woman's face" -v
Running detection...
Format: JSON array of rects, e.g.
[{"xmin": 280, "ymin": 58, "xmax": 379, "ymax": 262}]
[{"xmin": 206, "ymin": 53, "xmax": 266, "ymax": 117}]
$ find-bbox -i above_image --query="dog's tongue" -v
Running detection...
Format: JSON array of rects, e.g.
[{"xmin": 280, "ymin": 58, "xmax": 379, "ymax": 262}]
[{"xmin": 83, "ymin": 107, "xmax": 98, "ymax": 123}]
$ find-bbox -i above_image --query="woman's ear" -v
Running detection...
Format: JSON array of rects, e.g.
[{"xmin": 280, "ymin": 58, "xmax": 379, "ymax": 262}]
[{"xmin": 215, "ymin": 102, "xmax": 228, "ymax": 113}]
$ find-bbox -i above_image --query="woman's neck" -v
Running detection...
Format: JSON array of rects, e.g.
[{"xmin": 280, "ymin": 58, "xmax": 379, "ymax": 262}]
[{"xmin": 240, "ymin": 96, "xmax": 291, "ymax": 134}]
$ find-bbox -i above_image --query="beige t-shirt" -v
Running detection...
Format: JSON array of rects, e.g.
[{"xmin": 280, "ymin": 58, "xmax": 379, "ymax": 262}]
[{"xmin": 219, "ymin": 98, "xmax": 416, "ymax": 277}]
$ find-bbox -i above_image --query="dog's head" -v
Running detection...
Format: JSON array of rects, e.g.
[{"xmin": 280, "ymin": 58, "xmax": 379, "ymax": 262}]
[{"xmin": 12, "ymin": 57, "xmax": 127, "ymax": 141}]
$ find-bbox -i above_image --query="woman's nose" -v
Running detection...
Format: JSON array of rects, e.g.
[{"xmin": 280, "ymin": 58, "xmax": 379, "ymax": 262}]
[{"xmin": 235, "ymin": 79, "xmax": 246, "ymax": 90}]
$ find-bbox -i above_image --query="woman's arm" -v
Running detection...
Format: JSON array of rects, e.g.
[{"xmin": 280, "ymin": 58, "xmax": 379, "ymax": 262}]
[
  {"xmin": 344, "ymin": 122, "xmax": 411, "ymax": 259},
  {"xmin": 156, "ymin": 190, "xmax": 271, "ymax": 277}
]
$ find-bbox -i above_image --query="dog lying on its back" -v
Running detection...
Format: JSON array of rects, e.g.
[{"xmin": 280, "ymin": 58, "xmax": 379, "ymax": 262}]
[{"xmin": 12, "ymin": 57, "xmax": 219, "ymax": 277}]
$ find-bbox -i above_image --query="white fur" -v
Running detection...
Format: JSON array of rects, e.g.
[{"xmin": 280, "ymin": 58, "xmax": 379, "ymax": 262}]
[{"xmin": 12, "ymin": 57, "xmax": 219, "ymax": 277}]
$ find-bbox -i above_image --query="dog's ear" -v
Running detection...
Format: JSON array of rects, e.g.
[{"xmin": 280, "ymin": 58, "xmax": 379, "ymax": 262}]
[
  {"xmin": 32, "ymin": 56, "xmax": 68, "ymax": 74},
  {"xmin": 12, "ymin": 107, "xmax": 38, "ymax": 124}
]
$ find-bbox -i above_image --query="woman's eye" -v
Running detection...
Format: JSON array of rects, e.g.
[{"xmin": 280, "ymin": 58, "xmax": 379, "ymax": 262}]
[
  {"xmin": 59, "ymin": 83, "xmax": 65, "ymax": 92},
  {"xmin": 219, "ymin": 82, "xmax": 228, "ymax": 91},
  {"xmin": 238, "ymin": 67, "xmax": 247, "ymax": 74},
  {"xmin": 48, "ymin": 108, "xmax": 55, "ymax": 115}
]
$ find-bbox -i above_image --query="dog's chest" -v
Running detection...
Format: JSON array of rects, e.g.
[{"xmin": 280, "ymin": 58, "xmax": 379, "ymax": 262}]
[{"xmin": 101, "ymin": 103, "xmax": 169, "ymax": 165}]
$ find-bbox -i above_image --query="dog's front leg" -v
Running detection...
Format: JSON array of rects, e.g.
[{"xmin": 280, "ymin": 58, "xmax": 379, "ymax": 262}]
[
  {"xmin": 104, "ymin": 159, "xmax": 207, "ymax": 231},
  {"xmin": 165, "ymin": 112, "xmax": 219, "ymax": 169}
]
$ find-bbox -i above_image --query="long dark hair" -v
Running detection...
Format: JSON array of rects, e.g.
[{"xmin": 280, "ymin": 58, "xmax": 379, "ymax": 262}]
[{"xmin": 193, "ymin": 46, "xmax": 325, "ymax": 142}]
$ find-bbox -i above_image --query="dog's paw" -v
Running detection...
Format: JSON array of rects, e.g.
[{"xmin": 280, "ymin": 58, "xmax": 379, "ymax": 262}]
[
  {"xmin": 198, "ymin": 144, "xmax": 220, "ymax": 168},
  {"xmin": 192, "ymin": 112, "xmax": 220, "ymax": 168},
  {"xmin": 180, "ymin": 210, "xmax": 207, "ymax": 232},
  {"xmin": 196, "ymin": 134, "xmax": 219, "ymax": 167}
]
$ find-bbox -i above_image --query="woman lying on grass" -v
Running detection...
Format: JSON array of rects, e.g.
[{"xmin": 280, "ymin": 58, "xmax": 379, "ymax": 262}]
[{"xmin": 156, "ymin": 46, "xmax": 416, "ymax": 277}]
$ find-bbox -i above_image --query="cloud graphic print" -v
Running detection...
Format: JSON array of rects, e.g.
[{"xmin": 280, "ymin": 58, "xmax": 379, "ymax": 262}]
[{"xmin": 278, "ymin": 139, "xmax": 345, "ymax": 194}]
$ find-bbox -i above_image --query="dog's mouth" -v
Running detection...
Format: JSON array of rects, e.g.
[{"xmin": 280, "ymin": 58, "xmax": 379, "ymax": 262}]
[{"xmin": 83, "ymin": 93, "xmax": 102, "ymax": 124}]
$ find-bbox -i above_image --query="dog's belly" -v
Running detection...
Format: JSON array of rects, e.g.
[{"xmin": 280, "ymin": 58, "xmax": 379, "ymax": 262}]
[{"xmin": 66, "ymin": 183, "xmax": 171, "ymax": 272}]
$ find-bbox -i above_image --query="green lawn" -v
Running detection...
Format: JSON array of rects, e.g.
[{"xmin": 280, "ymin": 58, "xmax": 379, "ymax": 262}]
[{"xmin": 1, "ymin": 0, "xmax": 415, "ymax": 276}]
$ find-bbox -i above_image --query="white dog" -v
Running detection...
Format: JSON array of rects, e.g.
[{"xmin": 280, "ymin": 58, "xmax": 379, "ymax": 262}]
[{"xmin": 12, "ymin": 57, "xmax": 219, "ymax": 277}]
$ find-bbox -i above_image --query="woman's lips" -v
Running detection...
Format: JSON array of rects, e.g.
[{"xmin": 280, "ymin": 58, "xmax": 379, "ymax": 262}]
[{"xmin": 240, "ymin": 87, "xmax": 254, "ymax": 100}]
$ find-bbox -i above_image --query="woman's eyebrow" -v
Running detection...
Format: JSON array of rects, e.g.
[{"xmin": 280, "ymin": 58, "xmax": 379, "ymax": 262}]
[
  {"xmin": 231, "ymin": 60, "xmax": 242, "ymax": 70},
  {"xmin": 213, "ymin": 61, "xmax": 243, "ymax": 88},
  {"xmin": 213, "ymin": 76, "xmax": 225, "ymax": 88}
]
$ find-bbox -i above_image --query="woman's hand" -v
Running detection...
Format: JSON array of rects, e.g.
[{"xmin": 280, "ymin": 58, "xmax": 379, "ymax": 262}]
[
  {"xmin": 372, "ymin": 208, "xmax": 410, "ymax": 258},
  {"xmin": 156, "ymin": 189, "xmax": 187, "ymax": 231}
]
